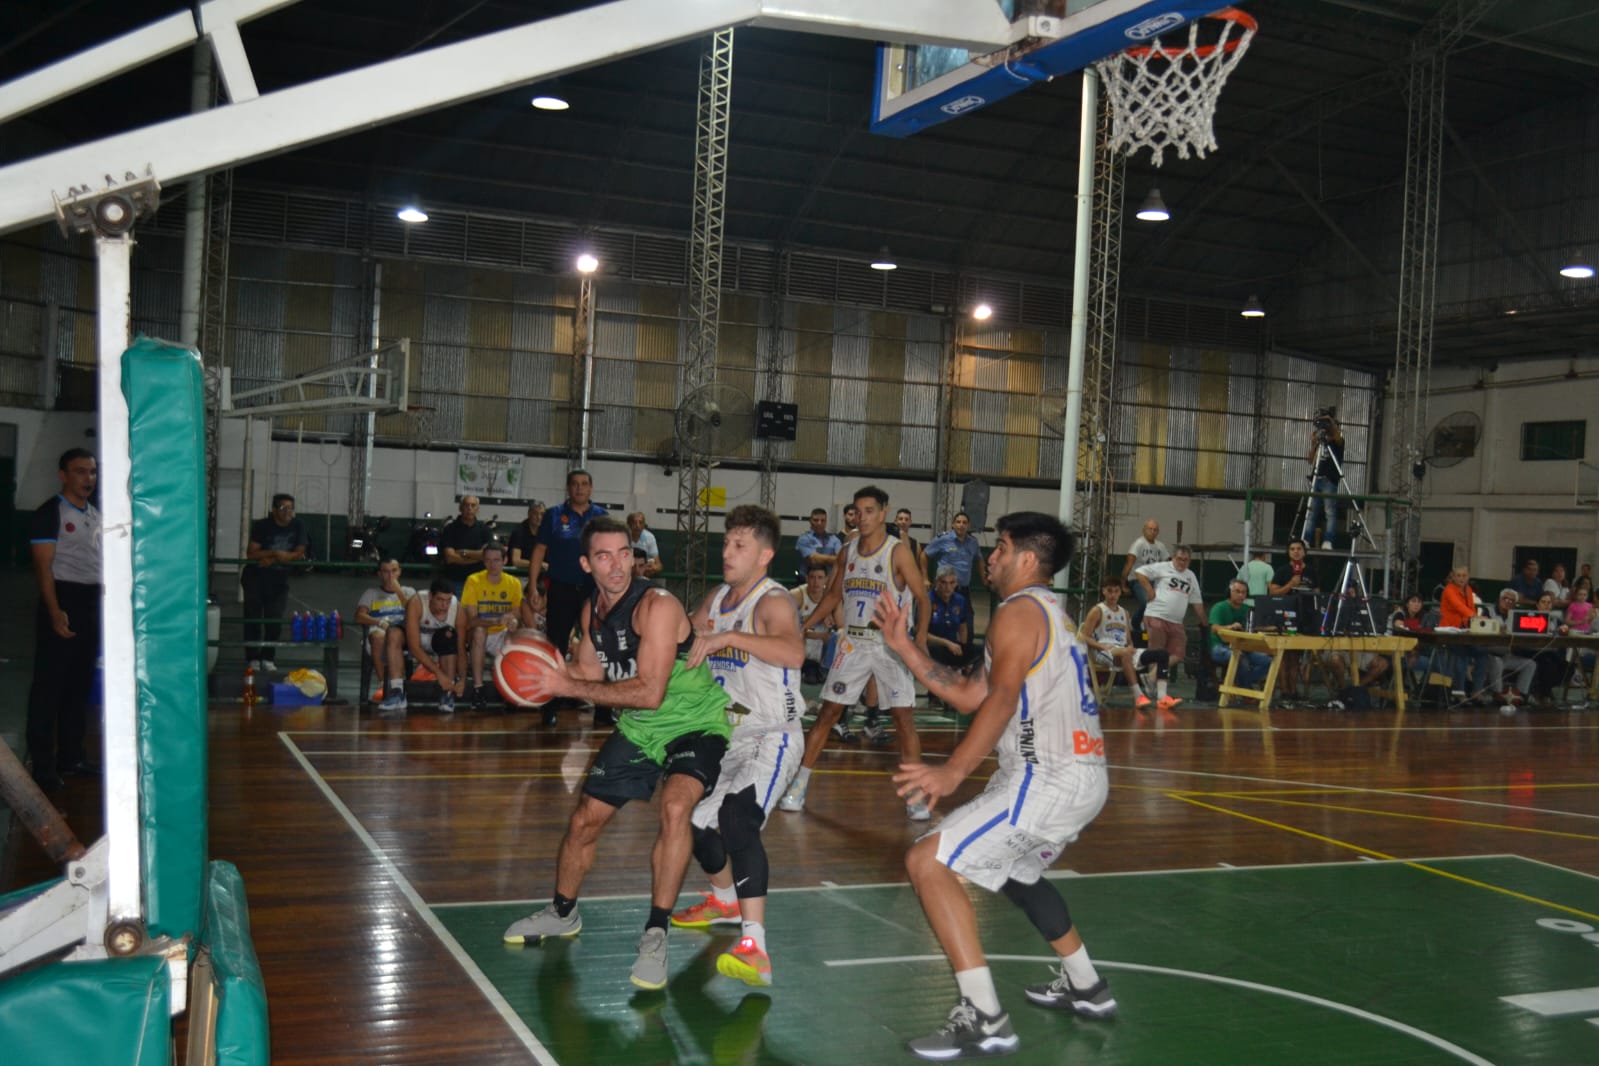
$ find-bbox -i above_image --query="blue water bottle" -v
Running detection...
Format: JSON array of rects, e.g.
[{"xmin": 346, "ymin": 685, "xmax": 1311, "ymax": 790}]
[
  {"xmin": 290, "ymin": 612, "xmax": 304, "ymax": 642},
  {"xmin": 315, "ymin": 611, "xmax": 329, "ymax": 641}
]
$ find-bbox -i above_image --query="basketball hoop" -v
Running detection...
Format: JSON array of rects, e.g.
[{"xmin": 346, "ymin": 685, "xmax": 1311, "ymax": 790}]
[
  {"xmin": 1095, "ymin": 7, "xmax": 1257, "ymax": 167},
  {"xmin": 402, "ymin": 404, "xmax": 436, "ymax": 447}
]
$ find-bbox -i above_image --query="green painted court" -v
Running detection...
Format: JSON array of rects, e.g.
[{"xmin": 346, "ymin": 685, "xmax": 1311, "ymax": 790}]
[{"xmin": 431, "ymin": 856, "xmax": 1599, "ymax": 1065}]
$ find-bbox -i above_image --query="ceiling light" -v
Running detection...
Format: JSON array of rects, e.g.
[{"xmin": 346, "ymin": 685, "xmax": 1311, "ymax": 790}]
[
  {"xmin": 1240, "ymin": 294, "xmax": 1265, "ymax": 318},
  {"xmin": 396, "ymin": 206, "xmax": 428, "ymax": 223},
  {"xmin": 870, "ymin": 245, "xmax": 898, "ymax": 271},
  {"xmin": 575, "ymin": 253, "xmax": 599, "ymax": 274},
  {"xmin": 1135, "ymin": 187, "xmax": 1170, "ymax": 222},
  {"xmin": 1559, "ymin": 251, "xmax": 1594, "ymax": 279},
  {"xmin": 531, "ymin": 95, "xmax": 569, "ymax": 111},
  {"xmin": 971, "ymin": 303, "xmax": 993, "ymax": 321}
]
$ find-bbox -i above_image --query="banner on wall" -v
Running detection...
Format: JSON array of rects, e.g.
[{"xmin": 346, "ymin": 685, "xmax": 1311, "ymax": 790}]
[{"xmin": 455, "ymin": 449, "xmax": 524, "ymax": 499}]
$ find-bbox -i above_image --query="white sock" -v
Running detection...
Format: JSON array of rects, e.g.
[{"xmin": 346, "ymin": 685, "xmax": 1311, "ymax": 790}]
[
  {"xmin": 794, "ymin": 766, "xmax": 813, "ymax": 789},
  {"xmin": 741, "ymin": 918, "xmax": 767, "ymax": 953},
  {"xmin": 712, "ymin": 881, "xmax": 738, "ymax": 906},
  {"xmin": 387, "ymin": 679, "xmax": 403, "ymax": 692},
  {"xmin": 1059, "ymin": 945, "xmax": 1100, "ymax": 988},
  {"xmin": 955, "ymin": 966, "xmax": 1002, "ymax": 1016},
  {"xmin": 1156, "ymin": 677, "xmax": 1169, "ymax": 700}
]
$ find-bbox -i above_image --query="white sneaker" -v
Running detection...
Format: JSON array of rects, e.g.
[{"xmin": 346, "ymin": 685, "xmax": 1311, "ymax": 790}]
[
  {"xmin": 260, "ymin": 659, "xmax": 278, "ymax": 673},
  {"xmin": 907, "ymin": 799, "xmax": 932, "ymax": 821},
  {"xmin": 778, "ymin": 778, "xmax": 808, "ymax": 812},
  {"xmin": 247, "ymin": 659, "xmax": 262, "ymax": 671},
  {"xmin": 1320, "ymin": 541, "xmax": 1333, "ymax": 551}
]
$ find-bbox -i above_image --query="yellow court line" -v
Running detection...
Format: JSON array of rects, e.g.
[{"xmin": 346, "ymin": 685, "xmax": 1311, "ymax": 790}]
[
  {"xmin": 1202, "ymin": 792, "xmax": 1599, "ymax": 842},
  {"xmin": 1169, "ymin": 793, "xmax": 1599, "ymax": 924},
  {"xmin": 1205, "ymin": 782, "xmax": 1599, "ymax": 798}
]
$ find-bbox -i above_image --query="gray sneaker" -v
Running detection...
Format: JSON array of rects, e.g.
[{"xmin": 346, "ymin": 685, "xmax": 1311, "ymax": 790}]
[
  {"xmin": 502, "ymin": 903, "xmax": 582, "ymax": 944},
  {"xmin": 907, "ymin": 798, "xmax": 932, "ymax": 821},
  {"xmin": 1023, "ymin": 962, "xmax": 1117, "ymax": 1018},
  {"xmin": 378, "ymin": 692, "xmax": 408, "ymax": 718},
  {"xmin": 907, "ymin": 998, "xmax": 1018, "ymax": 1060},
  {"xmin": 777, "ymin": 777, "xmax": 808, "ymax": 812},
  {"xmin": 438, "ymin": 691, "xmax": 456, "ymax": 714},
  {"xmin": 630, "ymin": 927, "xmax": 669, "ymax": 990}
]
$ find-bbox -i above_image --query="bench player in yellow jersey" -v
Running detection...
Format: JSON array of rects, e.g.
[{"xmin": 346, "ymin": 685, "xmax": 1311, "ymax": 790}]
[{"xmin": 780, "ymin": 485, "xmax": 931, "ymax": 819}]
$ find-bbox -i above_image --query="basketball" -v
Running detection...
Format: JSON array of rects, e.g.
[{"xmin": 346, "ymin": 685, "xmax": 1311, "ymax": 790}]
[{"xmin": 493, "ymin": 632, "xmax": 564, "ymax": 708}]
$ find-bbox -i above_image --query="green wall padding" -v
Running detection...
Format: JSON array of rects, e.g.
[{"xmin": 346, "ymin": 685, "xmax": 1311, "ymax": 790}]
[
  {"xmin": 0, "ymin": 956, "xmax": 170, "ymax": 1065},
  {"xmin": 204, "ymin": 861, "xmax": 271, "ymax": 1066},
  {"xmin": 125, "ymin": 336, "xmax": 209, "ymax": 938}
]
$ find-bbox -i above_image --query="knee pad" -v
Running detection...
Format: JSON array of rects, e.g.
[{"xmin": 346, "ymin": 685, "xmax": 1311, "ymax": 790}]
[
  {"xmin": 691, "ymin": 824, "xmax": 727, "ymax": 876},
  {"xmin": 719, "ymin": 788, "xmax": 770, "ymax": 898},
  {"xmin": 999, "ymin": 877, "xmax": 1073, "ymax": 942},
  {"xmin": 717, "ymin": 787, "xmax": 765, "ymax": 854}
]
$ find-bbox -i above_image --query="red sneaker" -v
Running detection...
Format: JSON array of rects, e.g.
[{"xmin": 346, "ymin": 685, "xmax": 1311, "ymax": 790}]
[
  {"xmin": 669, "ymin": 892, "xmax": 741, "ymax": 929},
  {"xmin": 716, "ymin": 936, "xmax": 773, "ymax": 987}
]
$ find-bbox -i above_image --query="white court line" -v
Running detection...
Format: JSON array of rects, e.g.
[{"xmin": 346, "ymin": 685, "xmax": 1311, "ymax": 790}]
[
  {"xmin": 1507, "ymin": 854, "xmax": 1599, "ymax": 886},
  {"xmin": 1111, "ymin": 763, "xmax": 1599, "ymax": 822},
  {"xmin": 277, "ymin": 733, "xmax": 556, "ymax": 1066},
  {"xmin": 824, "ymin": 954, "xmax": 1497, "ymax": 1066}
]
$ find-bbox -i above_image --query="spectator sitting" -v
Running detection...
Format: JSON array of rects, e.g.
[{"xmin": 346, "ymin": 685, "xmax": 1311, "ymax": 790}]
[
  {"xmin": 1439, "ymin": 566, "xmax": 1495, "ymax": 700},
  {"xmin": 1209, "ymin": 579, "xmax": 1271, "ymax": 691},
  {"xmin": 1483, "ymin": 588, "xmax": 1536, "ymax": 706},
  {"xmin": 927, "ymin": 566, "xmax": 979, "ymax": 673},
  {"xmin": 1527, "ymin": 591, "xmax": 1567, "ymax": 702},
  {"xmin": 1390, "ymin": 592, "xmax": 1433, "ymax": 682},
  {"xmin": 792, "ymin": 561, "xmax": 838, "ymax": 686},
  {"xmin": 1543, "ymin": 562, "xmax": 1571, "ymax": 609},
  {"xmin": 355, "ymin": 558, "xmax": 416, "ymax": 715},
  {"xmin": 1268, "ymin": 539, "xmax": 1320, "ymax": 702},
  {"xmin": 460, "ymin": 542, "xmax": 524, "ymax": 711},
  {"xmin": 839, "ymin": 502, "xmax": 860, "ymax": 542},
  {"xmin": 795, "ymin": 507, "xmax": 843, "ymax": 578},
  {"xmin": 507, "ymin": 501, "xmax": 545, "ymax": 570},
  {"xmin": 405, "ymin": 578, "xmax": 463, "ymax": 714},
  {"xmin": 627, "ymin": 511, "xmax": 663, "ymax": 578},
  {"xmin": 1079, "ymin": 575, "xmax": 1172, "ymax": 714},
  {"xmin": 631, "ymin": 546, "xmax": 650, "ymax": 580},
  {"xmin": 1508, "ymin": 557, "xmax": 1543, "ymax": 607},
  {"xmin": 1562, "ymin": 583, "xmax": 1595, "ymax": 682},
  {"xmin": 894, "ymin": 508, "xmax": 929, "ymax": 576}
]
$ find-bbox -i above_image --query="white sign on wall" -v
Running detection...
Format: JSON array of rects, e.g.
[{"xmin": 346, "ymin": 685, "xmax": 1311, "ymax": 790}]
[{"xmin": 455, "ymin": 448, "xmax": 524, "ymax": 499}]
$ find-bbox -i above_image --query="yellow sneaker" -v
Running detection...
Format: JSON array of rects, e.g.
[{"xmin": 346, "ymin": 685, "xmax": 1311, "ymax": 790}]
[
  {"xmin": 716, "ymin": 936, "xmax": 772, "ymax": 987},
  {"xmin": 670, "ymin": 892, "xmax": 742, "ymax": 929}
]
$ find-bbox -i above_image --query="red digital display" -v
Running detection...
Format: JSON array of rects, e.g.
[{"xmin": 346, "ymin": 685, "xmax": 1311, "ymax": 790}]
[{"xmin": 1513, "ymin": 613, "xmax": 1551, "ymax": 634}]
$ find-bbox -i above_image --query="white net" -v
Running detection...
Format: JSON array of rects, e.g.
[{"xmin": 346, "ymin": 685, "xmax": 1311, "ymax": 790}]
[{"xmin": 1095, "ymin": 10, "xmax": 1257, "ymax": 167}]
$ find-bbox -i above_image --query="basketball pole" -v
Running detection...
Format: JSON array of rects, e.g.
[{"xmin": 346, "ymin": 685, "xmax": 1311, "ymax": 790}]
[{"xmin": 1057, "ymin": 66, "xmax": 1097, "ymax": 589}]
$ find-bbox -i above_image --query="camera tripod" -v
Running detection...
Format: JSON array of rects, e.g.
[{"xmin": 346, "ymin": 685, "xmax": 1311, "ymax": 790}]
[
  {"xmin": 1320, "ymin": 540, "xmax": 1380, "ymax": 636},
  {"xmin": 1292, "ymin": 435, "xmax": 1378, "ymax": 554}
]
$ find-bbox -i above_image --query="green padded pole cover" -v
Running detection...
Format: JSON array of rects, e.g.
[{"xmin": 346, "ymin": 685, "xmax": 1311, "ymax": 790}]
[{"xmin": 124, "ymin": 337, "xmax": 209, "ymax": 938}]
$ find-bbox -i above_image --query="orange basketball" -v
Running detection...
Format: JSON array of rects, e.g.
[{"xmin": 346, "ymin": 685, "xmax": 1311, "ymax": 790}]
[{"xmin": 494, "ymin": 632, "xmax": 564, "ymax": 708}]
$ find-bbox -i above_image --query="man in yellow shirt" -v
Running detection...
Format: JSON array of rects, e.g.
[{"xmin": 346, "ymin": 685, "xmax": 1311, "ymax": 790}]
[{"xmin": 462, "ymin": 542, "xmax": 524, "ymax": 710}]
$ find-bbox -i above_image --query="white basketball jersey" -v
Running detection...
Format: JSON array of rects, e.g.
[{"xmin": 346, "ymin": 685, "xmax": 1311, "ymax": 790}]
[
  {"xmin": 984, "ymin": 586, "xmax": 1107, "ymax": 831},
  {"xmin": 1090, "ymin": 602, "xmax": 1130, "ymax": 649},
  {"xmin": 419, "ymin": 596, "xmax": 459, "ymax": 634},
  {"xmin": 707, "ymin": 577, "xmax": 803, "ymax": 731},
  {"xmin": 840, "ymin": 534, "xmax": 904, "ymax": 633},
  {"xmin": 797, "ymin": 585, "xmax": 825, "ymax": 660}
]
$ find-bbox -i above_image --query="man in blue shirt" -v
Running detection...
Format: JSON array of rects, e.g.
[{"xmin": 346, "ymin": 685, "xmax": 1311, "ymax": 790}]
[
  {"xmin": 1508, "ymin": 557, "xmax": 1544, "ymax": 607},
  {"xmin": 530, "ymin": 469, "xmax": 607, "ymax": 722},
  {"xmin": 926, "ymin": 512, "xmax": 987, "ymax": 597},
  {"xmin": 795, "ymin": 507, "xmax": 842, "ymax": 579},
  {"xmin": 927, "ymin": 566, "xmax": 977, "ymax": 671}
]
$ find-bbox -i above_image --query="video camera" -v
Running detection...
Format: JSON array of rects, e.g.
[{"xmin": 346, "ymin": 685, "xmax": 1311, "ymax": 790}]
[{"xmin": 1312, "ymin": 405, "xmax": 1337, "ymax": 439}]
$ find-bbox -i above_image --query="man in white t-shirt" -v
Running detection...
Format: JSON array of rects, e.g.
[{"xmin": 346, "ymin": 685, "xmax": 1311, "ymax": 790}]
[
  {"xmin": 355, "ymin": 559, "xmax": 416, "ymax": 716},
  {"xmin": 1120, "ymin": 519, "xmax": 1169, "ymax": 642},
  {"xmin": 1135, "ymin": 545, "xmax": 1206, "ymax": 712}
]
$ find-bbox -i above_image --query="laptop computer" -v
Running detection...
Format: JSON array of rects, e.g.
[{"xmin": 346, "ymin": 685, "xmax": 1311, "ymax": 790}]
[{"xmin": 1248, "ymin": 595, "xmax": 1300, "ymax": 632}]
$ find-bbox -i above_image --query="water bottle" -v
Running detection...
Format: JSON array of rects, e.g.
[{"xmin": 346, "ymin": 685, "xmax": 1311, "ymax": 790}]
[
  {"xmin": 315, "ymin": 611, "xmax": 329, "ymax": 642},
  {"xmin": 291, "ymin": 612, "xmax": 304, "ymax": 642},
  {"xmin": 332, "ymin": 610, "xmax": 343, "ymax": 640},
  {"xmin": 242, "ymin": 665, "xmax": 257, "ymax": 708}
]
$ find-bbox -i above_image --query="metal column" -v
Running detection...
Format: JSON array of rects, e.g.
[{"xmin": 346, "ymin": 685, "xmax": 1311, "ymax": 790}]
[
  {"xmin": 199, "ymin": 165, "xmax": 231, "ymax": 557},
  {"xmin": 570, "ymin": 273, "xmax": 595, "ymax": 467},
  {"xmin": 1072, "ymin": 80, "xmax": 1125, "ymax": 609},
  {"xmin": 676, "ymin": 26, "xmax": 734, "ymax": 608},
  {"xmin": 758, "ymin": 250, "xmax": 788, "ymax": 513},
  {"xmin": 1387, "ymin": 0, "xmax": 1493, "ymax": 593}
]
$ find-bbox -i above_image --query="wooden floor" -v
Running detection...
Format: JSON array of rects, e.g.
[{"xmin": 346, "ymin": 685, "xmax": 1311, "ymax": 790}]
[{"xmin": 10, "ymin": 697, "xmax": 1599, "ymax": 1064}]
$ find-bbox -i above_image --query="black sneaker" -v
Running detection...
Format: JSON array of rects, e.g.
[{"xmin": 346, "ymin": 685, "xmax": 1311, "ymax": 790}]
[
  {"xmin": 1023, "ymin": 964, "xmax": 1117, "ymax": 1018},
  {"xmin": 906, "ymin": 998, "xmax": 1018, "ymax": 1060},
  {"xmin": 470, "ymin": 684, "xmax": 487, "ymax": 712}
]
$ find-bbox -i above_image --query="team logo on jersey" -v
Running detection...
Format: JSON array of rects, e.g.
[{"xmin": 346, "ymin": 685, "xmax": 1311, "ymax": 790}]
[
  {"xmin": 832, "ymin": 682, "xmax": 847, "ymax": 695},
  {"xmin": 65, "ymin": 522, "xmax": 75, "ymax": 533},
  {"xmin": 874, "ymin": 564, "xmax": 883, "ymax": 575},
  {"xmin": 617, "ymin": 633, "xmax": 628, "ymax": 651},
  {"xmin": 733, "ymin": 620, "xmax": 744, "ymax": 632}
]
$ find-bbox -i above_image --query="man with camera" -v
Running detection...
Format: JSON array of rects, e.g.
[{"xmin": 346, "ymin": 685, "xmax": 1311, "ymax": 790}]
[{"xmin": 1302, "ymin": 407, "xmax": 1345, "ymax": 550}]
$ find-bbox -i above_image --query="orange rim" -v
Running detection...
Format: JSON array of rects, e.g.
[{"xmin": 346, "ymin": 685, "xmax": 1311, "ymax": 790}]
[{"xmin": 1125, "ymin": 7, "xmax": 1258, "ymax": 61}]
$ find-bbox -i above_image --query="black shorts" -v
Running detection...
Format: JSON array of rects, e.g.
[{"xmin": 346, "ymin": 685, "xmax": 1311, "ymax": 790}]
[
  {"xmin": 583, "ymin": 729, "xmax": 728, "ymax": 808},
  {"xmin": 427, "ymin": 626, "xmax": 457, "ymax": 656}
]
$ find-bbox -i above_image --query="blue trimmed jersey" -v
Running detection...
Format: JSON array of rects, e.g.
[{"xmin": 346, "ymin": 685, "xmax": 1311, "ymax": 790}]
[{"xmin": 706, "ymin": 576, "xmax": 803, "ymax": 731}]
